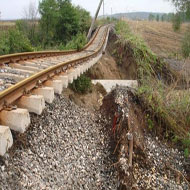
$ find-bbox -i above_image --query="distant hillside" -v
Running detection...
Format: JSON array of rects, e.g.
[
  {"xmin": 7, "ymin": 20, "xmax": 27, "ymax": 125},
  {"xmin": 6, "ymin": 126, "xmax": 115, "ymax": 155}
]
[{"xmin": 100, "ymin": 12, "xmax": 167, "ymax": 20}]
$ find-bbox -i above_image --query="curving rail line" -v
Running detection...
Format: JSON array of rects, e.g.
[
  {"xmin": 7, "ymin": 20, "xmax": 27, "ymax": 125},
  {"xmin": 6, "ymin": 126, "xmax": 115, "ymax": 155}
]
[
  {"xmin": 0, "ymin": 26, "xmax": 109, "ymax": 111},
  {"xmin": 0, "ymin": 25, "xmax": 110, "ymax": 156}
]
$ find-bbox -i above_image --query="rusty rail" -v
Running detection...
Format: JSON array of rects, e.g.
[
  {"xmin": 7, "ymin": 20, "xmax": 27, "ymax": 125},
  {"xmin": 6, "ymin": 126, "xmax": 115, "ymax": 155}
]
[
  {"xmin": 0, "ymin": 26, "xmax": 101, "ymax": 65},
  {"xmin": 0, "ymin": 26, "xmax": 109, "ymax": 111}
]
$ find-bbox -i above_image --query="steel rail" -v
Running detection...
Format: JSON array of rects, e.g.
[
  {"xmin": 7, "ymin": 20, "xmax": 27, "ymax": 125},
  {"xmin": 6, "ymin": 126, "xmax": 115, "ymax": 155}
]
[
  {"xmin": 0, "ymin": 26, "xmax": 109, "ymax": 111},
  {"xmin": 0, "ymin": 26, "xmax": 101, "ymax": 65}
]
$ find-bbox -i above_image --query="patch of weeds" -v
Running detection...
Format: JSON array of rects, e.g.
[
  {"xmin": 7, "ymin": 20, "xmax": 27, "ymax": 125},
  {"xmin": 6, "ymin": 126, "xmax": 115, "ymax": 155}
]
[
  {"xmin": 59, "ymin": 33, "xmax": 87, "ymax": 51},
  {"xmin": 70, "ymin": 74, "xmax": 92, "ymax": 94},
  {"xmin": 0, "ymin": 28, "xmax": 33, "ymax": 55},
  {"xmin": 182, "ymin": 30, "xmax": 190, "ymax": 58},
  {"xmin": 184, "ymin": 148, "xmax": 189, "ymax": 158},
  {"xmin": 146, "ymin": 114, "xmax": 154, "ymax": 130}
]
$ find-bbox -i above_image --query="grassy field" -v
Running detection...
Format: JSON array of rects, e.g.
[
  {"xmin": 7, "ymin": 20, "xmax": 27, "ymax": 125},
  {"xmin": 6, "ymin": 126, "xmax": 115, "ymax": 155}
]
[
  {"xmin": 125, "ymin": 19, "xmax": 190, "ymax": 79},
  {"xmin": 125, "ymin": 19, "xmax": 189, "ymax": 58},
  {"xmin": 0, "ymin": 21, "xmax": 16, "ymax": 33}
]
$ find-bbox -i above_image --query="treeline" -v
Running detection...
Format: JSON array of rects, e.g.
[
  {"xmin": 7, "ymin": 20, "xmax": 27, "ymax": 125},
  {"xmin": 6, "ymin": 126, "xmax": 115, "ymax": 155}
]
[
  {"xmin": 0, "ymin": 0, "xmax": 91, "ymax": 55},
  {"xmin": 149, "ymin": 12, "xmax": 190, "ymax": 22}
]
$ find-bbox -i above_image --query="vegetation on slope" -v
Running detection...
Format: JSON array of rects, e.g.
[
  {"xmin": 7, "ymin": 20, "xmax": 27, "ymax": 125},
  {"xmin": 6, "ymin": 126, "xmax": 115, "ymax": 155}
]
[
  {"xmin": 70, "ymin": 75, "xmax": 92, "ymax": 94},
  {"xmin": 115, "ymin": 20, "xmax": 190, "ymax": 155}
]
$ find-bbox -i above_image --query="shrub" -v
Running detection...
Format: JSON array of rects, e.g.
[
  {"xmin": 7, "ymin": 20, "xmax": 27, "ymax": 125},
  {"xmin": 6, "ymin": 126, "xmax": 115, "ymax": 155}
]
[
  {"xmin": 59, "ymin": 33, "xmax": 87, "ymax": 51},
  {"xmin": 70, "ymin": 74, "xmax": 92, "ymax": 94},
  {"xmin": 172, "ymin": 13, "xmax": 181, "ymax": 32},
  {"xmin": 0, "ymin": 28, "xmax": 33, "ymax": 55},
  {"xmin": 182, "ymin": 30, "xmax": 190, "ymax": 58}
]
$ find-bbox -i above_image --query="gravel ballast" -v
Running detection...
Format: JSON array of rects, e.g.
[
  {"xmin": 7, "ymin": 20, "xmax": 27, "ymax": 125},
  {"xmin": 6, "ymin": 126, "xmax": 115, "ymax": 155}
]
[
  {"xmin": 105, "ymin": 87, "xmax": 190, "ymax": 190},
  {"xmin": 0, "ymin": 95, "xmax": 118, "ymax": 190}
]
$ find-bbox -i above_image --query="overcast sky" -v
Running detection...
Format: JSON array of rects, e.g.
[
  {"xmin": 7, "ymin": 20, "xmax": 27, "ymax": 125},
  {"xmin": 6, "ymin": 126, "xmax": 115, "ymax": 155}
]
[{"xmin": 0, "ymin": 0, "xmax": 175, "ymax": 20}]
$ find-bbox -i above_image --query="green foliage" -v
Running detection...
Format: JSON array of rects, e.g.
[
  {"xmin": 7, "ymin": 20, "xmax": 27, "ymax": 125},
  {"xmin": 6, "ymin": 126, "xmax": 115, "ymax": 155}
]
[
  {"xmin": 160, "ymin": 13, "xmax": 174, "ymax": 22},
  {"xmin": 146, "ymin": 114, "xmax": 154, "ymax": 130},
  {"xmin": 183, "ymin": 135, "xmax": 190, "ymax": 158},
  {"xmin": 70, "ymin": 74, "xmax": 92, "ymax": 94},
  {"xmin": 184, "ymin": 148, "xmax": 189, "ymax": 158},
  {"xmin": 172, "ymin": 13, "xmax": 182, "ymax": 32},
  {"xmin": 0, "ymin": 28, "xmax": 33, "ymax": 55},
  {"xmin": 156, "ymin": 15, "xmax": 160, "ymax": 22},
  {"xmin": 149, "ymin": 14, "xmax": 155, "ymax": 21},
  {"xmin": 56, "ymin": 0, "xmax": 79, "ymax": 43},
  {"xmin": 182, "ymin": 30, "xmax": 190, "ymax": 58},
  {"xmin": 39, "ymin": 0, "xmax": 91, "ymax": 46},
  {"xmin": 59, "ymin": 32, "xmax": 87, "ymax": 51},
  {"xmin": 39, "ymin": 0, "xmax": 59, "ymax": 46},
  {"xmin": 76, "ymin": 6, "xmax": 91, "ymax": 33},
  {"xmin": 169, "ymin": 0, "xmax": 190, "ymax": 13},
  {"xmin": 16, "ymin": 20, "xmax": 39, "ymax": 46}
]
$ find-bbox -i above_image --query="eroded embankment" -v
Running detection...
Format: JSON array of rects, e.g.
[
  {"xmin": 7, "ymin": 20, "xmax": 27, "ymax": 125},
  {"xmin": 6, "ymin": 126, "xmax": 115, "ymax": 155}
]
[
  {"xmin": 62, "ymin": 29, "xmax": 138, "ymax": 111},
  {"xmin": 62, "ymin": 27, "xmax": 190, "ymax": 189},
  {"xmin": 87, "ymin": 30, "xmax": 137, "ymax": 81},
  {"xmin": 1, "ymin": 26, "xmax": 188, "ymax": 190},
  {"xmin": 101, "ymin": 87, "xmax": 189, "ymax": 190}
]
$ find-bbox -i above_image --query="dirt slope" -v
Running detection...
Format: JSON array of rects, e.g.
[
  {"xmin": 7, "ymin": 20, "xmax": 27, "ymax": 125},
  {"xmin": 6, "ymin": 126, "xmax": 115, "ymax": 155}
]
[{"xmin": 87, "ymin": 31, "xmax": 137, "ymax": 80}]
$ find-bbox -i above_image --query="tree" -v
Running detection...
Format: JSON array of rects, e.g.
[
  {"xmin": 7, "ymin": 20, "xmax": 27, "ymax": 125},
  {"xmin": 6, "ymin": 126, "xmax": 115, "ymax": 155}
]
[
  {"xmin": 149, "ymin": 14, "xmax": 155, "ymax": 21},
  {"xmin": 0, "ymin": 28, "xmax": 33, "ymax": 55},
  {"xmin": 156, "ymin": 14, "xmax": 160, "ymax": 22},
  {"xmin": 161, "ymin": 14, "xmax": 167, "ymax": 22},
  {"xmin": 172, "ymin": 13, "xmax": 182, "ymax": 31},
  {"xmin": 169, "ymin": 0, "xmax": 190, "ymax": 20},
  {"xmin": 169, "ymin": 0, "xmax": 190, "ymax": 12},
  {"xmin": 21, "ymin": 2, "xmax": 38, "ymax": 45},
  {"xmin": 55, "ymin": 0, "xmax": 79, "ymax": 42},
  {"xmin": 39, "ymin": 0, "xmax": 59, "ymax": 46},
  {"xmin": 39, "ymin": 0, "xmax": 90, "ymax": 47},
  {"xmin": 75, "ymin": 6, "xmax": 91, "ymax": 34}
]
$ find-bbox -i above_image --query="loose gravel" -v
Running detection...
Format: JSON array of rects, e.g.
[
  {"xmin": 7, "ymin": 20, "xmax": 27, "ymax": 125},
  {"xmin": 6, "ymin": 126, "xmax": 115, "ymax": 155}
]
[
  {"xmin": 110, "ymin": 87, "xmax": 190, "ymax": 190},
  {"xmin": 0, "ymin": 95, "xmax": 118, "ymax": 190},
  {"xmin": 119, "ymin": 134, "xmax": 190, "ymax": 190}
]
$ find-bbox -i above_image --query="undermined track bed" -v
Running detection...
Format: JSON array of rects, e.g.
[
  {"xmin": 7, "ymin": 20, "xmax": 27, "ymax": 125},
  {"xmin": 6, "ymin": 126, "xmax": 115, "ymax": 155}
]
[{"xmin": 0, "ymin": 25, "xmax": 110, "ymax": 156}]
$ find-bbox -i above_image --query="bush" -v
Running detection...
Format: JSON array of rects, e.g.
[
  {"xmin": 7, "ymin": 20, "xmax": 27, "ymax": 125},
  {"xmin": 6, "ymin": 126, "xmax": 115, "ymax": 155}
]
[
  {"xmin": 70, "ymin": 74, "xmax": 92, "ymax": 94},
  {"xmin": 182, "ymin": 31, "xmax": 190, "ymax": 58},
  {"xmin": 172, "ymin": 13, "xmax": 181, "ymax": 32},
  {"xmin": 59, "ymin": 33, "xmax": 87, "ymax": 51},
  {"xmin": 0, "ymin": 28, "xmax": 33, "ymax": 55}
]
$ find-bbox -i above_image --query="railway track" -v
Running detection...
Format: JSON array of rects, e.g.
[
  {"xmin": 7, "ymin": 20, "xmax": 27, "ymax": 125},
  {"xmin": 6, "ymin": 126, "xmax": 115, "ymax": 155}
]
[{"xmin": 0, "ymin": 25, "xmax": 110, "ymax": 156}]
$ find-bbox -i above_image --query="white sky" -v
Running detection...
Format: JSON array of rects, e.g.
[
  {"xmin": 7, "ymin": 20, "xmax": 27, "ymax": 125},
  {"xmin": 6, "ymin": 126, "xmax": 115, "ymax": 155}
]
[{"xmin": 0, "ymin": 0, "xmax": 175, "ymax": 20}]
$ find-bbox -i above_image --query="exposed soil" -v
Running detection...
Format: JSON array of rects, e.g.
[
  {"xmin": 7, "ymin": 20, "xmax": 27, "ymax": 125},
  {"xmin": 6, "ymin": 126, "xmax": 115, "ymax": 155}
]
[
  {"xmin": 65, "ymin": 29, "xmax": 138, "ymax": 110},
  {"xmin": 101, "ymin": 87, "xmax": 189, "ymax": 190},
  {"xmin": 62, "ymin": 83, "xmax": 107, "ymax": 111},
  {"xmin": 87, "ymin": 30, "xmax": 137, "ymax": 80}
]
